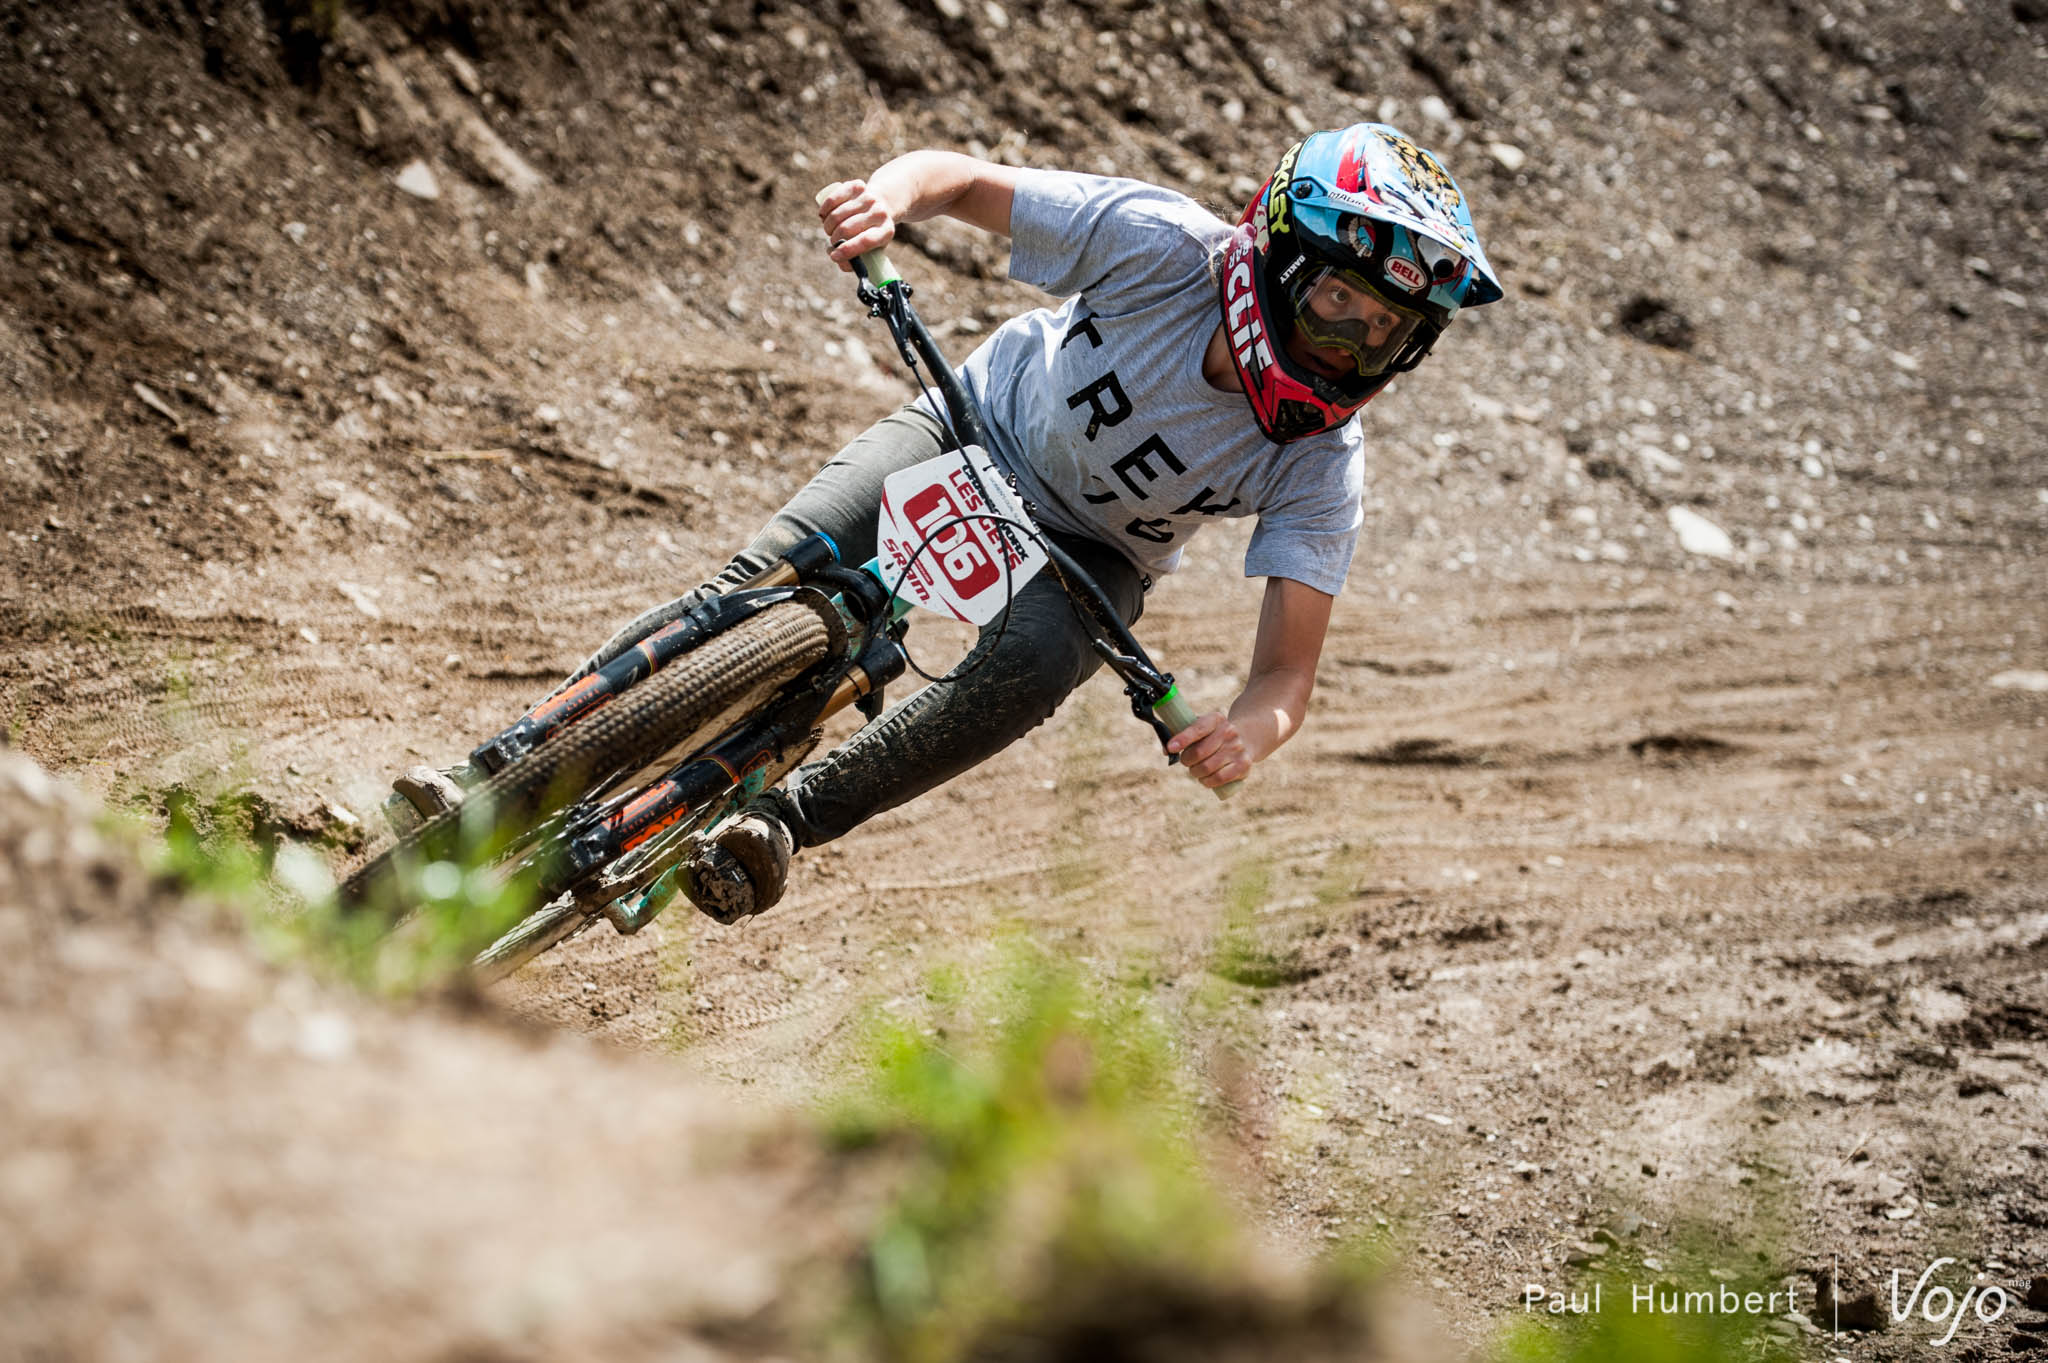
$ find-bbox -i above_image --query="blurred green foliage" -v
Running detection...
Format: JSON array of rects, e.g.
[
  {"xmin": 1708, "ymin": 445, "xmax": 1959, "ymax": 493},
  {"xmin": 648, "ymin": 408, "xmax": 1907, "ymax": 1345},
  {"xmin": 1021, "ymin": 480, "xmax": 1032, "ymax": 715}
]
[
  {"xmin": 138, "ymin": 778, "xmax": 537, "ymax": 994},
  {"xmin": 825, "ymin": 943, "xmax": 1379, "ymax": 1362},
  {"xmin": 124, "ymin": 773, "xmax": 1815, "ymax": 1363},
  {"xmin": 1209, "ymin": 852, "xmax": 1322, "ymax": 988}
]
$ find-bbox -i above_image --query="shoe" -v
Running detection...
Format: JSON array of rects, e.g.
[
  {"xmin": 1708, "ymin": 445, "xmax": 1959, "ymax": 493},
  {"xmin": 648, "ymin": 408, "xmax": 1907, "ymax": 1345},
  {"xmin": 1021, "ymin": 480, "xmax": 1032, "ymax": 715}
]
[
  {"xmin": 684, "ymin": 807, "xmax": 795, "ymax": 924},
  {"xmin": 382, "ymin": 764, "xmax": 467, "ymax": 836}
]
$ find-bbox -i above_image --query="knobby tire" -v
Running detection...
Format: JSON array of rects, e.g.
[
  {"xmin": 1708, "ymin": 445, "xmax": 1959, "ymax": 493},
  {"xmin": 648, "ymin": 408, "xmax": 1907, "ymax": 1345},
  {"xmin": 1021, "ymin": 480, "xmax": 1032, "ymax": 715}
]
[
  {"xmin": 470, "ymin": 899, "xmax": 590, "ymax": 985},
  {"xmin": 338, "ymin": 600, "xmax": 836, "ymax": 926}
]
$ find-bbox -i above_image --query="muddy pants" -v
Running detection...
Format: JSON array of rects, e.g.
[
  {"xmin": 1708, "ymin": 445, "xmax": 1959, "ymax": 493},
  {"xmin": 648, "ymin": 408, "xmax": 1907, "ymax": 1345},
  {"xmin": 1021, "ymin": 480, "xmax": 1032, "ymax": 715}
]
[{"xmin": 576, "ymin": 406, "xmax": 1145, "ymax": 847}]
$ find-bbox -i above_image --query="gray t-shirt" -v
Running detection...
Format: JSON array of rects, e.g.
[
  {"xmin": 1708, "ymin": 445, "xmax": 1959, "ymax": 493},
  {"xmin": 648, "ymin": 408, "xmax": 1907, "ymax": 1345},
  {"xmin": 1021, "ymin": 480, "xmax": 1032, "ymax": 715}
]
[{"xmin": 944, "ymin": 169, "xmax": 1364, "ymax": 596}]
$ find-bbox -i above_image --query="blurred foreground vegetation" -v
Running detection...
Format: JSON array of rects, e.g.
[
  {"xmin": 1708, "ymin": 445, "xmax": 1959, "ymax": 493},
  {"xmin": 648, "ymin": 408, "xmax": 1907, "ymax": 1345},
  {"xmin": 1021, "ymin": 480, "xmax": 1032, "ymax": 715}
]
[{"xmin": 131, "ymin": 789, "xmax": 1800, "ymax": 1363}]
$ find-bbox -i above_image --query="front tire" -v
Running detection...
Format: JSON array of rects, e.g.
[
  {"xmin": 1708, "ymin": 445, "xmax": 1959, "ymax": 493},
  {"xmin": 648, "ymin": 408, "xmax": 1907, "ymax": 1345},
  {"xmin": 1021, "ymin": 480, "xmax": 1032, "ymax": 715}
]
[
  {"xmin": 338, "ymin": 599, "xmax": 838, "ymax": 930},
  {"xmin": 470, "ymin": 899, "xmax": 592, "ymax": 985}
]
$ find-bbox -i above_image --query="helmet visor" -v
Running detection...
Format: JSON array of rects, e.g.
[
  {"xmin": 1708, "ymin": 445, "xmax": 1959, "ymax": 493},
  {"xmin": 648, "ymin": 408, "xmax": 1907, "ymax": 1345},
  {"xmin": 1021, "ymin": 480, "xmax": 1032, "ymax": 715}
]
[{"xmin": 1288, "ymin": 266, "xmax": 1429, "ymax": 379}]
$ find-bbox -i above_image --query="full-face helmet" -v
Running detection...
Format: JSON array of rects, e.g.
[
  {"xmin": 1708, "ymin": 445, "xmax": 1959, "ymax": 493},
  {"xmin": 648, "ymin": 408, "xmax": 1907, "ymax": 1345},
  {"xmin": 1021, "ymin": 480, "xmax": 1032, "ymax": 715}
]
[{"xmin": 1218, "ymin": 123, "xmax": 1503, "ymax": 443}]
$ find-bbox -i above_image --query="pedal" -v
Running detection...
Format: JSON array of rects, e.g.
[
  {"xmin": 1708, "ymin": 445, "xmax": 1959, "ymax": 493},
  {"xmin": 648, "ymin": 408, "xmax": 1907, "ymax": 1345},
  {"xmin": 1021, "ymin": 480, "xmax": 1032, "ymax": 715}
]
[{"xmin": 387, "ymin": 764, "xmax": 466, "ymax": 834}]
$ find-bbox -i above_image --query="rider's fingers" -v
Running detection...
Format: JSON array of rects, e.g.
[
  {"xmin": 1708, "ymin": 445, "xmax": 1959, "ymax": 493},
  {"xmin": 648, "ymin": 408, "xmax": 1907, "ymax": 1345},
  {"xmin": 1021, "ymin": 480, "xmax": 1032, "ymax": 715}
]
[
  {"xmin": 821, "ymin": 208, "xmax": 866, "ymax": 248},
  {"xmin": 814, "ymin": 179, "xmax": 866, "ymax": 217},
  {"xmin": 1184, "ymin": 734, "xmax": 1244, "ymax": 780},
  {"xmin": 1200, "ymin": 756, "xmax": 1251, "ymax": 788},
  {"xmin": 1181, "ymin": 730, "xmax": 1246, "ymax": 779},
  {"xmin": 824, "ymin": 201, "xmax": 894, "ymax": 257},
  {"xmin": 1165, "ymin": 710, "xmax": 1222, "ymax": 755},
  {"xmin": 829, "ymin": 222, "xmax": 895, "ymax": 266},
  {"xmin": 827, "ymin": 203, "xmax": 891, "ymax": 244},
  {"xmin": 821, "ymin": 193, "xmax": 872, "ymax": 229}
]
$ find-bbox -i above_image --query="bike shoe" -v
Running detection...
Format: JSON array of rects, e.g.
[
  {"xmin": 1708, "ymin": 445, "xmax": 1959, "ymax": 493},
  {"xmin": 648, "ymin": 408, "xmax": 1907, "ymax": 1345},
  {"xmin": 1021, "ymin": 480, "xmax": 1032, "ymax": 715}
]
[
  {"xmin": 383, "ymin": 764, "xmax": 467, "ymax": 836},
  {"xmin": 684, "ymin": 808, "xmax": 794, "ymax": 924}
]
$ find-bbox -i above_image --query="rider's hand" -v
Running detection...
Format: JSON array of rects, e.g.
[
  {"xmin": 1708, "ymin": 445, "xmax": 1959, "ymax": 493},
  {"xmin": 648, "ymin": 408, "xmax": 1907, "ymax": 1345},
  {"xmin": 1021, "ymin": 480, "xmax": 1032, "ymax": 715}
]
[
  {"xmin": 816, "ymin": 178, "xmax": 899, "ymax": 273},
  {"xmin": 1166, "ymin": 711, "xmax": 1252, "ymax": 789}
]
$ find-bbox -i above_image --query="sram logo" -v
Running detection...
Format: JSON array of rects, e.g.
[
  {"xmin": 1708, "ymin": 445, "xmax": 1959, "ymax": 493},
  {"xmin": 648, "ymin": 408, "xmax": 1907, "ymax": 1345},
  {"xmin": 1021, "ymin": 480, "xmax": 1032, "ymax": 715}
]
[
  {"xmin": 1384, "ymin": 255, "xmax": 1427, "ymax": 293},
  {"xmin": 1225, "ymin": 261, "xmax": 1276, "ymax": 375}
]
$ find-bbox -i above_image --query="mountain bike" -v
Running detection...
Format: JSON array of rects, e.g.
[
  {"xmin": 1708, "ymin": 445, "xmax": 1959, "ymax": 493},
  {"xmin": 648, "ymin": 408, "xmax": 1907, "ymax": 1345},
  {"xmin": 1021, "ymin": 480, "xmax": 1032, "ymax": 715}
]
[{"xmin": 337, "ymin": 242, "xmax": 1238, "ymax": 982}]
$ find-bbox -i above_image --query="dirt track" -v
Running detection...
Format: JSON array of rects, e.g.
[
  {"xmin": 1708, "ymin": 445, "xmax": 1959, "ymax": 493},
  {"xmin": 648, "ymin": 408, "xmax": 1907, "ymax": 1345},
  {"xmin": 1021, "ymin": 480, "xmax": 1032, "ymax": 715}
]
[{"xmin": 3, "ymin": 0, "xmax": 2046, "ymax": 1357}]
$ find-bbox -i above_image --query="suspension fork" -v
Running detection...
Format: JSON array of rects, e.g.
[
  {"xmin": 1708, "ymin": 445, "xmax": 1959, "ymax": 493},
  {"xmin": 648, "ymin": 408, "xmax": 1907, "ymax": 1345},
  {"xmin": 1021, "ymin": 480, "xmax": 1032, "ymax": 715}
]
[{"xmin": 584, "ymin": 631, "xmax": 908, "ymax": 934}]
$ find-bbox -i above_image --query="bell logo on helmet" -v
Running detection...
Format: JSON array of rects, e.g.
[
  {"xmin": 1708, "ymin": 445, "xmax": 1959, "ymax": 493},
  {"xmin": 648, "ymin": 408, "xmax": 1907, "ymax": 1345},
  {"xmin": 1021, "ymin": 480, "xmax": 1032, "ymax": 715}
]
[
  {"xmin": 1384, "ymin": 255, "xmax": 1427, "ymax": 293},
  {"xmin": 1225, "ymin": 260, "xmax": 1276, "ymax": 376}
]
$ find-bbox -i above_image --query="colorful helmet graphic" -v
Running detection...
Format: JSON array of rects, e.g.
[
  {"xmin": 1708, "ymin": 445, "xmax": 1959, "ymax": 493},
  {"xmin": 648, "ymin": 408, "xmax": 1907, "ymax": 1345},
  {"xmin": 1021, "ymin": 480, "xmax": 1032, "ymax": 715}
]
[{"xmin": 1218, "ymin": 123, "xmax": 1503, "ymax": 443}]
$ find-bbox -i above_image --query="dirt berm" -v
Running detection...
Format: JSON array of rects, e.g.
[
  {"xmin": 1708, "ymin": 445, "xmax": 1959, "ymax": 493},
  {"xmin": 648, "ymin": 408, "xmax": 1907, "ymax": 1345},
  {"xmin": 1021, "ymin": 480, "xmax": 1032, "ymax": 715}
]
[
  {"xmin": 0, "ymin": 745, "xmax": 1442, "ymax": 1361},
  {"xmin": 2, "ymin": 0, "xmax": 2046, "ymax": 1359},
  {"xmin": 0, "ymin": 748, "xmax": 823, "ymax": 1361}
]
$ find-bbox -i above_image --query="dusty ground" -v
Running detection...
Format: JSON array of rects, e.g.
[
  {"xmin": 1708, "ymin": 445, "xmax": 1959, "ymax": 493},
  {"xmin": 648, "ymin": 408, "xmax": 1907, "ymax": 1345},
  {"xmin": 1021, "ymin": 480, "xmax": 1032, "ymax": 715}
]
[
  {"xmin": 0, "ymin": 752, "xmax": 843, "ymax": 1363},
  {"xmin": 3, "ymin": 0, "xmax": 2046, "ymax": 1357}
]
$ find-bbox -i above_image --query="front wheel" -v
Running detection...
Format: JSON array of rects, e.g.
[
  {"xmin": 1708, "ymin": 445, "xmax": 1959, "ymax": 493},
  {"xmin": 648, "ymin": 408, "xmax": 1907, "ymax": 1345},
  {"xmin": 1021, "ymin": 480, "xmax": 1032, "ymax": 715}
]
[
  {"xmin": 338, "ymin": 599, "xmax": 840, "ymax": 933},
  {"xmin": 470, "ymin": 898, "xmax": 592, "ymax": 985}
]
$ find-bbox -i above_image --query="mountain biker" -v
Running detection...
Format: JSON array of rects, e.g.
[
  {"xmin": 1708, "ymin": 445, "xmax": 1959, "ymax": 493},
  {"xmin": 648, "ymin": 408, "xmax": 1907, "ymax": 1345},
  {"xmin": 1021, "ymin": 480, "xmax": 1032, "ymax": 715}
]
[
  {"xmin": 395, "ymin": 123, "xmax": 1501, "ymax": 923},
  {"xmin": 673, "ymin": 122, "xmax": 1504, "ymax": 921}
]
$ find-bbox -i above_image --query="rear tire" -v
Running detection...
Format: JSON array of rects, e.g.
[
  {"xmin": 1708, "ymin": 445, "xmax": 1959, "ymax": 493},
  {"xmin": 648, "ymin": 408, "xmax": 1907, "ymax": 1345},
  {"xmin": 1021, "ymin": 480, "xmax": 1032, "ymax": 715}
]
[{"xmin": 338, "ymin": 599, "xmax": 838, "ymax": 925}]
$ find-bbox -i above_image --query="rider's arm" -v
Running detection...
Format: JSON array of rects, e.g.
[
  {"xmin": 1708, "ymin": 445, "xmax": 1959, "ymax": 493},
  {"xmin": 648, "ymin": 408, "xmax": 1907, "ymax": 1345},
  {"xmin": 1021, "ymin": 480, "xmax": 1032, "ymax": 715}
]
[
  {"xmin": 816, "ymin": 151, "xmax": 1025, "ymax": 270},
  {"xmin": 1169, "ymin": 577, "xmax": 1333, "ymax": 789}
]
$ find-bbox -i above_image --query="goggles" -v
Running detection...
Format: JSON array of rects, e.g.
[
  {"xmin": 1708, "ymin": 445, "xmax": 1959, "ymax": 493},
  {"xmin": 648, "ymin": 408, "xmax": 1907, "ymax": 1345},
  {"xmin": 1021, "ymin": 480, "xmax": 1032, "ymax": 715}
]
[{"xmin": 1287, "ymin": 265, "xmax": 1432, "ymax": 379}]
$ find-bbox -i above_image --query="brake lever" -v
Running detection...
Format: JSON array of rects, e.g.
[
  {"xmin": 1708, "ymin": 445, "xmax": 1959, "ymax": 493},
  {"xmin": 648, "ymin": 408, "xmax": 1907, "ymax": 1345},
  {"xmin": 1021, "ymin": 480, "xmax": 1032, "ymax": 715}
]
[
  {"xmin": 1090, "ymin": 637, "xmax": 1183, "ymax": 761},
  {"xmin": 1129, "ymin": 686, "xmax": 1180, "ymax": 757}
]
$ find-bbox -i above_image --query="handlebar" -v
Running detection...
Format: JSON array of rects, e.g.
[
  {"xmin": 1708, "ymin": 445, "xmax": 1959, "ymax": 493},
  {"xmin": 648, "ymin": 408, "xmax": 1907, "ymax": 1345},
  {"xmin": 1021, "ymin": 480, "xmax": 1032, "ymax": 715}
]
[{"xmin": 821, "ymin": 200, "xmax": 1242, "ymax": 801}]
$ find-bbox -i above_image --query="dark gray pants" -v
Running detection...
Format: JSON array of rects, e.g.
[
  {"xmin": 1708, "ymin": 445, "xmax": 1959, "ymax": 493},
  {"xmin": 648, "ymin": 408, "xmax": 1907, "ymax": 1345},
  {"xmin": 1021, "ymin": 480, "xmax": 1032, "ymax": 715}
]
[{"xmin": 579, "ymin": 407, "xmax": 1145, "ymax": 847}]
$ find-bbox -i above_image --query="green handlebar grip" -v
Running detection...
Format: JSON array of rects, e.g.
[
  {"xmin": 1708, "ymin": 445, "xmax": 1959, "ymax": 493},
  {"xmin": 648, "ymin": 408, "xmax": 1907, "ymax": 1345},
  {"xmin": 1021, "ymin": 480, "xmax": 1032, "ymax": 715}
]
[
  {"xmin": 1153, "ymin": 686, "xmax": 1242, "ymax": 801},
  {"xmin": 814, "ymin": 185, "xmax": 901, "ymax": 286},
  {"xmin": 855, "ymin": 248, "xmax": 901, "ymax": 288}
]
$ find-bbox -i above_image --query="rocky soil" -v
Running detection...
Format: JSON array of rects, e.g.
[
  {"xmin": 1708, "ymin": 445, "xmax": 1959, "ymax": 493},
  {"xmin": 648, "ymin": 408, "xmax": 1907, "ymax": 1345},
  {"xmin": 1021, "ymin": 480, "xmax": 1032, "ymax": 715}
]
[{"xmin": 3, "ymin": 0, "xmax": 2046, "ymax": 1358}]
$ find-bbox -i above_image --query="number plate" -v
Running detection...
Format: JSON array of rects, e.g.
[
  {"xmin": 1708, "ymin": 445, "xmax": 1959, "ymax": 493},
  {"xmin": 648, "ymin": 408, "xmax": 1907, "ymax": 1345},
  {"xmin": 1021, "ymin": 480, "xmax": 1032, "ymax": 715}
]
[{"xmin": 875, "ymin": 445, "xmax": 1047, "ymax": 626}]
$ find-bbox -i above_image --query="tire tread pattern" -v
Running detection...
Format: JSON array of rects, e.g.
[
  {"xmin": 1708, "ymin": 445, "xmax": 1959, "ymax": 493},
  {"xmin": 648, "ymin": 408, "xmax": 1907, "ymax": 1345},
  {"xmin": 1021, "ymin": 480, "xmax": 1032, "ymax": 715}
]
[{"xmin": 339, "ymin": 600, "xmax": 835, "ymax": 917}]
